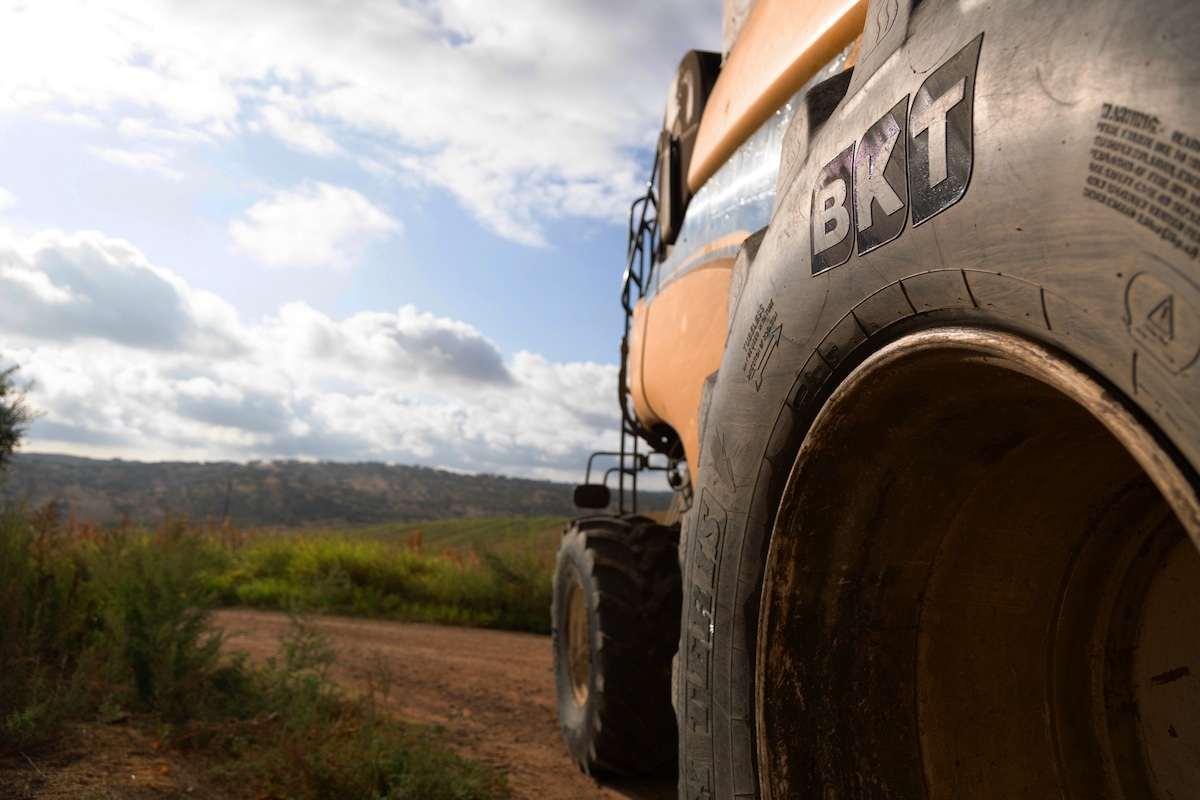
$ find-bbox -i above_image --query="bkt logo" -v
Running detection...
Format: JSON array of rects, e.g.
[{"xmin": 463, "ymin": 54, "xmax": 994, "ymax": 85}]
[{"xmin": 812, "ymin": 34, "xmax": 983, "ymax": 275}]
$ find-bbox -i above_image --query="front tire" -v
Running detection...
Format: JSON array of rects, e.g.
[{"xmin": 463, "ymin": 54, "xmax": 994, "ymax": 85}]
[{"xmin": 551, "ymin": 515, "xmax": 681, "ymax": 776}]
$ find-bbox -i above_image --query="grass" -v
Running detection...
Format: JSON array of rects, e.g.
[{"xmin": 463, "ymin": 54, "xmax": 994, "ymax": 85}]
[
  {"xmin": 300, "ymin": 516, "xmax": 569, "ymax": 551},
  {"xmin": 0, "ymin": 502, "xmax": 509, "ymax": 799},
  {"xmin": 219, "ymin": 516, "xmax": 564, "ymax": 633}
]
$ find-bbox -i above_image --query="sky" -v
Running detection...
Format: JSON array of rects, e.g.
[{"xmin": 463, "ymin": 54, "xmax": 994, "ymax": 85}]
[{"xmin": 0, "ymin": 0, "xmax": 723, "ymax": 482}]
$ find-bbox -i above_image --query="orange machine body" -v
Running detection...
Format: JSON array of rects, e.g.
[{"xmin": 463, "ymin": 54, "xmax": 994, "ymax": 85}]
[{"xmin": 627, "ymin": 0, "xmax": 863, "ymax": 472}]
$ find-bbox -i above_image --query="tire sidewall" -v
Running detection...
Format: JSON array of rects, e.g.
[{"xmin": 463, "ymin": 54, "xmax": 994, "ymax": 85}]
[
  {"xmin": 677, "ymin": 0, "xmax": 1200, "ymax": 797},
  {"xmin": 551, "ymin": 525, "xmax": 599, "ymax": 769}
]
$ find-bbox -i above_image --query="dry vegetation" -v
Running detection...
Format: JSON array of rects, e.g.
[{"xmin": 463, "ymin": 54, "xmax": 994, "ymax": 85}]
[
  {"xmin": 0, "ymin": 503, "xmax": 525, "ymax": 799},
  {"xmin": 219, "ymin": 516, "xmax": 565, "ymax": 633}
]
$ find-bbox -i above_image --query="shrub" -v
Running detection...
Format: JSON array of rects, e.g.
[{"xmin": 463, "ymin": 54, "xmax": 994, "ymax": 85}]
[
  {"xmin": 224, "ymin": 531, "xmax": 554, "ymax": 633},
  {"xmin": 0, "ymin": 504, "xmax": 95, "ymax": 754},
  {"xmin": 0, "ymin": 508, "xmax": 509, "ymax": 798},
  {"xmin": 90, "ymin": 520, "xmax": 232, "ymax": 720}
]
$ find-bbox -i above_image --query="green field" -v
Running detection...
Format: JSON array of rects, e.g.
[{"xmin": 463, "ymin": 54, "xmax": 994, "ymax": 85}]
[
  {"xmin": 287, "ymin": 514, "xmax": 569, "ymax": 551},
  {"xmin": 222, "ymin": 515, "xmax": 569, "ymax": 633}
]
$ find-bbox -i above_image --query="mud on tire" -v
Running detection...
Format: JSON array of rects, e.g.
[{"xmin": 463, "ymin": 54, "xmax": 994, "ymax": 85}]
[
  {"xmin": 676, "ymin": 0, "xmax": 1200, "ymax": 797},
  {"xmin": 551, "ymin": 515, "xmax": 681, "ymax": 776}
]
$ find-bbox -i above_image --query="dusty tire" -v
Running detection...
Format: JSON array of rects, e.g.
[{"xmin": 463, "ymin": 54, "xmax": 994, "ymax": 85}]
[
  {"xmin": 676, "ymin": 0, "xmax": 1200, "ymax": 798},
  {"xmin": 752, "ymin": 332, "xmax": 1200, "ymax": 799},
  {"xmin": 551, "ymin": 515, "xmax": 681, "ymax": 776}
]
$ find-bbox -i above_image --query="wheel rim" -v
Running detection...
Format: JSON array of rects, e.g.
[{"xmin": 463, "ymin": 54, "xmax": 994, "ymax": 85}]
[
  {"xmin": 756, "ymin": 327, "xmax": 1200, "ymax": 799},
  {"xmin": 566, "ymin": 582, "xmax": 591, "ymax": 706}
]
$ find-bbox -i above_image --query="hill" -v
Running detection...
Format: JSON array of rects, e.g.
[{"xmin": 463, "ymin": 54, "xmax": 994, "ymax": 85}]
[{"xmin": 0, "ymin": 453, "xmax": 672, "ymax": 527}]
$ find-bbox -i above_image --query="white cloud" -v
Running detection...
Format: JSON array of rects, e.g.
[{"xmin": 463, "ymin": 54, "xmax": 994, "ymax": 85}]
[
  {"xmin": 1, "ymin": 222, "xmax": 618, "ymax": 479},
  {"xmin": 0, "ymin": 188, "xmax": 14, "ymax": 211},
  {"xmin": 85, "ymin": 145, "xmax": 182, "ymax": 179},
  {"xmin": 116, "ymin": 118, "xmax": 151, "ymax": 136},
  {"xmin": 229, "ymin": 181, "xmax": 400, "ymax": 269},
  {"xmin": 118, "ymin": 117, "xmax": 213, "ymax": 143},
  {"xmin": 44, "ymin": 110, "xmax": 103, "ymax": 128},
  {"xmin": 0, "ymin": 263, "xmax": 74, "ymax": 305},
  {"xmin": 258, "ymin": 103, "xmax": 341, "ymax": 156},
  {"xmin": 0, "ymin": 0, "xmax": 721, "ymax": 246},
  {"xmin": 0, "ymin": 225, "xmax": 242, "ymax": 351}
]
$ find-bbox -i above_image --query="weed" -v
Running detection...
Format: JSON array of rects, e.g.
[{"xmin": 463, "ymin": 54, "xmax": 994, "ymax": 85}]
[
  {"xmin": 174, "ymin": 615, "xmax": 506, "ymax": 799},
  {"xmin": 90, "ymin": 520, "xmax": 231, "ymax": 720},
  {"xmin": 0, "ymin": 503, "xmax": 509, "ymax": 798},
  {"xmin": 224, "ymin": 524, "xmax": 558, "ymax": 633},
  {"xmin": 0, "ymin": 504, "xmax": 94, "ymax": 754}
]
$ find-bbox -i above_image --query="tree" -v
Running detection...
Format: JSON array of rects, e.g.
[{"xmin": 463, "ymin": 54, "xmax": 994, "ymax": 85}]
[{"xmin": 0, "ymin": 363, "xmax": 38, "ymax": 472}]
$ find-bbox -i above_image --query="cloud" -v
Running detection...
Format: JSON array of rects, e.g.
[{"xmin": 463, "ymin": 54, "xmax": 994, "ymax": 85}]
[
  {"xmin": 259, "ymin": 301, "xmax": 512, "ymax": 385},
  {"xmin": 0, "ymin": 188, "xmax": 14, "ymax": 211},
  {"xmin": 117, "ymin": 117, "xmax": 213, "ymax": 143},
  {"xmin": 85, "ymin": 145, "xmax": 182, "ymax": 179},
  {"xmin": 0, "ymin": 0, "xmax": 722, "ymax": 245},
  {"xmin": 260, "ymin": 105, "xmax": 340, "ymax": 155},
  {"xmin": 2, "ymin": 223, "xmax": 617, "ymax": 480},
  {"xmin": 0, "ymin": 227, "xmax": 242, "ymax": 351},
  {"xmin": 229, "ymin": 181, "xmax": 400, "ymax": 269},
  {"xmin": 175, "ymin": 389, "xmax": 291, "ymax": 435},
  {"xmin": 0, "ymin": 262, "xmax": 74, "ymax": 305},
  {"xmin": 44, "ymin": 110, "xmax": 103, "ymax": 128}
]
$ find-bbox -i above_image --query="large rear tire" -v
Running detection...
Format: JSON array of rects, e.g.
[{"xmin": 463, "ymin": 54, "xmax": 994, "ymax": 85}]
[
  {"xmin": 757, "ymin": 330, "xmax": 1200, "ymax": 798},
  {"xmin": 675, "ymin": 0, "xmax": 1200, "ymax": 797},
  {"xmin": 552, "ymin": 516, "xmax": 681, "ymax": 776}
]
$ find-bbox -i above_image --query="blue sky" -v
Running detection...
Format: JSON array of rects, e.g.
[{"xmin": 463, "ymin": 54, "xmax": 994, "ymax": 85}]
[{"xmin": 0, "ymin": 0, "xmax": 722, "ymax": 481}]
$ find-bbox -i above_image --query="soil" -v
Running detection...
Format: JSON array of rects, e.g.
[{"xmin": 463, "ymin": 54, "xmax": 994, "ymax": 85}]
[
  {"xmin": 0, "ymin": 722, "xmax": 218, "ymax": 800},
  {"xmin": 0, "ymin": 609, "xmax": 677, "ymax": 800}
]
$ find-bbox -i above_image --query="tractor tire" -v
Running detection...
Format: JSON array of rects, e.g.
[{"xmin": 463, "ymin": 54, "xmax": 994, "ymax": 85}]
[
  {"xmin": 551, "ymin": 515, "xmax": 682, "ymax": 776},
  {"xmin": 676, "ymin": 0, "xmax": 1200, "ymax": 798}
]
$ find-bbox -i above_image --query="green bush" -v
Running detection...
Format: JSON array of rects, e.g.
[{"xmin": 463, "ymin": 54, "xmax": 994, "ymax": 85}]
[
  {"xmin": 223, "ymin": 531, "xmax": 555, "ymax": 633},
  {"xmin": 0, "ymin": 505, "xmax": 96, "ymax": 753},
  {"xmin": 89, "ymin": 520, "xmax": 232, "ymax": 720},
  {"xmin": 0, "ymin": 506, "xmax": 509, "ymax": 798}
]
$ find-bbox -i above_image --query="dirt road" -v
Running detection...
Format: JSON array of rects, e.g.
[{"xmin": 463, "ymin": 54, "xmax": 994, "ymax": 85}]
[{"xmin": 215, "ymin": 609, "xmax": 676, "ymax": 800}]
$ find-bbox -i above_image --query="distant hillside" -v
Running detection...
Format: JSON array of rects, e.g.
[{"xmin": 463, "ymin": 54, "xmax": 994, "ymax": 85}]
[{"xmin": 1, "ymin": 454, "xmax": 672, "ymax": 527}]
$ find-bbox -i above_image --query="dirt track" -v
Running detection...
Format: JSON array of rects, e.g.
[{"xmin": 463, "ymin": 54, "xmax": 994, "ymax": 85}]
[{"xmin": 215, "ymin": 609, "xmax": 676, "ymax": 800}]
